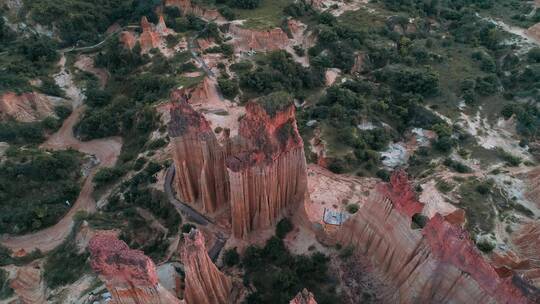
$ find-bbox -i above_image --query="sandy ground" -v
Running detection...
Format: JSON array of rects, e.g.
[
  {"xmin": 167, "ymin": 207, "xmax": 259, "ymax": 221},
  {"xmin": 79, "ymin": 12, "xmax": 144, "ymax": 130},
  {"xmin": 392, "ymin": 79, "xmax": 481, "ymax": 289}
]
[
  {"xmin": 305, "ymin": 164, "xmax": 378, "ymax": 225},
  {"xmin": 0, "ymin": 55, "xmax": 122, "ymax": 253}
]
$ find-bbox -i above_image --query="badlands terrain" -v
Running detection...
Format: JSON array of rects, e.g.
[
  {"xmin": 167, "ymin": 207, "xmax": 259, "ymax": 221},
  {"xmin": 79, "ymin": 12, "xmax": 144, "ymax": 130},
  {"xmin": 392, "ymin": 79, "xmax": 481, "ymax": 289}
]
[{"xmin": 0, "ymin": 0, "xmax": 539, "ymax": 303}]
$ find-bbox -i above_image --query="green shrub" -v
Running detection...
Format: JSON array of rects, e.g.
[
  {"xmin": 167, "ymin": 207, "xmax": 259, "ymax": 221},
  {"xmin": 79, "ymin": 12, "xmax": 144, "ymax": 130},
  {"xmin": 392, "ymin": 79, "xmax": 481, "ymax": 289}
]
[
  {"xmin": 230, "ymin": 0, "xmax": 261, "ymax": 9},
  {"xmin": 43, "ymin": 236, "xmax": 89, "ymax": 288},
  {"xmin": 223, "ymin": 247, "xmax": 240, "ymax": 266},
  {"xmin": 218, "ymin": 77, "xmax": 239, "ymax": 99},
  {"xmin": 276, "ymin": 218, "xmax": 293, "ymax": 239},
  {"xmin": 0, "ymin": 268, "xmax": 13, "ymax": 300},
  {"xmin": 476, "ymin": 238, "xmax": 495, "ymax": 253},
  {"xmin": 93, "ymin": 166, "xmax": 125, "ymax": 188},
  {"xmin": 346, "ymin": 204, "xmax": 359, "ymax": 214},
  {"xmin": 181, "ymin": 223, "xmax": 197, "ymax": 234}
]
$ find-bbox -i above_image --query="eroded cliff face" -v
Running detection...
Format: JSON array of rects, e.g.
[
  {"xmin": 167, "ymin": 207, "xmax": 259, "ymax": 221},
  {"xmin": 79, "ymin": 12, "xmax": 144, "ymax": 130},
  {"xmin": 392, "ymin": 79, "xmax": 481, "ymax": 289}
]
[
  {"xmin": 337, "ymin": 171, "xmax": 535, "ymax": 304},
  {"xmin": 181, "ymin": 229, "xmax": 232, "ymax": 304},
  {"xmin": 290, "ymin": 289, "xmax": 317, "ymax": 304},
  {"xmin": 120, "ymin": 16, "xmax": 168, "ymax": 53},
  {"xmin": 89, "ymin": 234, "xmax": 181, "ymax": 304},
  {"xmin": 168, "ymin": 93, "xmax": 308, "ymax": 239},
  {"xmin": 228, "ymin": 24, "xmax": 290, "ymax": 52},
  {"xmin": 226, "ymin": 101, "xmax": 308, "ymax": 239},
  {"xmin": 165, "ymin": 0, "xmax": 222, "ymax": 21},
  {"xmin": 9, "ymin": 263, "xmax": 47, "ymax": 304},
  {"xmin": 168, "ymin": 93, "xmax": 229, "ymax": 213},
  {"xmin": 0, "ymin": 92, "xmax": 56, "ymax": 122}
]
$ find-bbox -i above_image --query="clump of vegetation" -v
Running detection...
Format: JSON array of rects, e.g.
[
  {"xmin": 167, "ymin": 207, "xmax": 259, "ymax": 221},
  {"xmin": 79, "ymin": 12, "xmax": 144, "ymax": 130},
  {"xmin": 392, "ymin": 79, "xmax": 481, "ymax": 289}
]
[
  {"xmin": 0, "ymin": 149, "xmax": 83, "ymax": 235},
  {"xmin": 218, "ymin": 77, "xmax": 239, "ymax": 99},
  {"xmin": 43, "ymin": 229, "xmax": 90, "ymax": 288},
  {"xmin": 242, "ymin": 237, "xmax": 340, "ymax": 304},
  {"xmin": 223, "ymin": 247, "xmax": 240, "ymax": 266},
  {"xmin": 275, "ymin": 218, "xmax": 293, "ymax": 239},
  {"xmin": 476, "ymin": 238, "xmax": 495, "ymax": 253},
  {"xmin": 346, "ymin": 204, "xmax": 359, "ymax": 214},
  {"xmin": 257, "ymin": 91, "xmax": 293, "ymax": 117},
  {"xmin": 0, "ymin": 268, "xmax": 13, "ymax": 300}
]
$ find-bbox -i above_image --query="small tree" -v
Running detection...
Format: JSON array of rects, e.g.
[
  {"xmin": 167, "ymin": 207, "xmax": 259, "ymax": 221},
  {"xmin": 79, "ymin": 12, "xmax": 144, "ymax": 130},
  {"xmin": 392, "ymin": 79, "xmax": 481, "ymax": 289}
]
[
  {"xmin": 275, "ymin": 218, "xmax": 293, "ymax": 239},
  {"xmin": 223, "ymin": 247, "xmax": 240, "ymax": 266}
]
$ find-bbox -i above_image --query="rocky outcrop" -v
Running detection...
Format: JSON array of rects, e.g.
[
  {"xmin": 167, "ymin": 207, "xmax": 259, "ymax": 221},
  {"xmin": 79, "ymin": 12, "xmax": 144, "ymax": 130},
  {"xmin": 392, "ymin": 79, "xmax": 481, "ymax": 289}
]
[
  {"xmin": 229, "ymin": 24, "xmax": 290, "ymax": 52},
  {"xmin": 512, "ymin": 222, "xmax": 540, "ymax": 287},
  {"xmin": 165, "ymin": 0, "xmax": 222, "ymax": 21},
  {"xmin": 169, "ymin": 92, "xmax": 308, "ymax": 239},
  {"xmin": 226, "ymin": 101, "xmax": 307, "ymax": 238},
  {"xmin": 9, "ymin": 263, "xmax": 46, "ymax": 304},
  {"xmin": 168, "ymin": 92, "xmax": 229, "ymax": 213},
  {"xmin": 120, "ymin": 31, "xmax": 137, "ymax": 50},
  {"xmin": 89, "ymin": 234, "xmax": 181, "ymax": 304},
  {"xmin": 181, "ymin": 229, "xmax": 232, "ymax": 304},
  {"xmin": 351, "ymin": 53, "xmax": 366, "ymax": 74},
  {"xmin": 337, "ymin": 171, "xmax": 535, "ymax": 304},
  {"xmin": 140, "ymin": 16, "xmax": 162, "ymax": 52},
  {"xmin": 526, "ymin": 22, "xmax": 540, "ymax": 42},
  {"xmin": 290, "ymin": 289, "xmax": 317, "ymax": 304},
  {"xmin": 0, "ymin": 92, "xmax": 55, "ymax": 122}
]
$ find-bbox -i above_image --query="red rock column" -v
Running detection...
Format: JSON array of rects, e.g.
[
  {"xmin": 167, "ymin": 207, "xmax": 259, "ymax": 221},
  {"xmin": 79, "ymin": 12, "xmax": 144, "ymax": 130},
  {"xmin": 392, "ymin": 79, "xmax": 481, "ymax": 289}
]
[
  {"xmin": 168, "ymin": 99, "xmax": 229, "ymax": 213},
  {"xmin": 290, "ymin": 289, "xmax": 317, "ymax": 304},
  {"xmin": 181, "ymin": 229, "xmax": 232, "ymax": 304},
  {"xmin": 89, "ymin": 234, "xmax": 181, "ymax": 304},
  {"xmin": 227, "ymin": 147, "xmax": 307, "ymax": 239}
]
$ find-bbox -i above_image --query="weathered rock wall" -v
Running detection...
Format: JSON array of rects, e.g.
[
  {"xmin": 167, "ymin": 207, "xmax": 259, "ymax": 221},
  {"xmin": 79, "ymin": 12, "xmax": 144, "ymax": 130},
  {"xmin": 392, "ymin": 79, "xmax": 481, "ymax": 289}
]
[
  {"xmin": 226, "ymin": 102, "xmax": 307, "ymax": 239},
  {"xmin": 168, "ymin": 96, "xmax": 229, "ymax": 213},
  {"xmin": 89, "ymin": 234, "xmax": 181, "ymax": 304},
  {"xmin": 0, "ymin": 92, "xmax": 55, "ymax": 122},
  {"xmin": 337, "ymin": 173, "xmax": 534, "ymax": 304},
  {"xmin": 9, "ymin": 263, "xmax": 47, "ymax": 304},
  {"xmin": 165, "ymin": 0, "xmax": 222, "ymax": 21},
  {"xmin": 229, "ymin": 24, "xmax": 290, "ymax": 52},
  {"xmin": 181, "ymin": 229, "xmax": 232, "ymax": 304}
]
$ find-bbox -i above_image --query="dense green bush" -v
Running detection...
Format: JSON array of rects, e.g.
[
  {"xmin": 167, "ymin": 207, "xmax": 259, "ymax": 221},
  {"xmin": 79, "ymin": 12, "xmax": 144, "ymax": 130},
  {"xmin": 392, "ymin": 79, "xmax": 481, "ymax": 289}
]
[
  {"xmin": 0, "ymin": 268, "xmax": 13, "ymax": 300},
  {"xmin": 275, "ymin": 218, "xmax": 293, "ymax": 239},
  {"xmin": 229, "ymin": 0, "xmax": 261, "ymax": 9},
  {"xmin": 43, "ymin": 236, "xmax": 89, "ymax": 288},
  {"xmin": 223, "ymin": 247, "xmax": 240, "ymax": 266},
  {"xmin": 0, "ymin": 150, "xmax": 82, "ymax": 234},
  {"xmin": 218, "ymin": 77, "xmax": 239, "ymax": 99},
  {"xmin": 242, "ymin": 237, "xmax": 339, "ymax": 304}
]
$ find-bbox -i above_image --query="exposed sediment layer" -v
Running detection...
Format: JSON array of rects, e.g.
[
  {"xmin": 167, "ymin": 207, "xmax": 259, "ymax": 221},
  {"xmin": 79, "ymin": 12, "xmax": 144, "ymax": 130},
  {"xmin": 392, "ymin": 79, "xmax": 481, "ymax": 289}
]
[
  {"xmin": 168, "ymin": 93, "xmax": 308, "ymax": 239},
  {"xmin": 168, "ymin": 92, "xmax": 229, "ymax": 213},
  {"xmin": 9, "ymin": 263, "xmax": 47, "ymax": 304},
  {"xmin": 228, "ymin": 24, "xmax": 290, "ymax": 52},
  {"xmin": 337, "ymin": 172, "xmax": 535, "ymax": 304},
  {"xmin": 165, "ymin": 0, "xmax": 222, "ymax": 21},
  {"xmin": 89, "ymin": 234, "xmax": 181, "ymax": 304},
  {"xmin": 290, "ymin": 289, "xmax": 317, "ymax": 304},
  {"xmin": 181, "ymin": 229, "xmax": 232, "ymax": 304}
]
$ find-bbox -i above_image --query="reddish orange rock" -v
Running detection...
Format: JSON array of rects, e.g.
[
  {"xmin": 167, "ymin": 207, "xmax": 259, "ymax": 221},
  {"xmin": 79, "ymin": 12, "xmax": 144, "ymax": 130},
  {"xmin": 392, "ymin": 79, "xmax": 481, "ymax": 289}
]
[
  {"xmin": 120, "ymin": 31, "xmax": 137, "ymax": 50},
  {"xmin": 10, "ymin": 263, "xmax": 46, "ymax": 304},
  {"xmin": 165, "ymin": 0, "xmax": 222, "ymax": 20},
  {"xmin": 0, "ymin": 92, "xmax": 55, "ymax": 122},
  {"xmin": 290, "ymin": 289, "xmax": 317, "ymax": 304},
  {"xmin": 226, "ymin": 101, "xmax": 308, "ymax": 238},
  {"xmin": 337, "ymin": 173, "xmax": 535, "ymax": 303},
  {"xmin": 168, "ymin": 93, "xmax": 229, "ymax": 213},
  {"xmin": 229, "ymin": 24, "xmax": 290, "ymax": 52},
  {"xmin": 181, "ymin": 229, "xmax": 232, "ymax": 304},
  {"xmin": 89, "ymin": 234, "xmax": 181, "ymax": 304},
  {"xmin": 139, "ymin": 16, "xmax": 161, "ymax": 53},
  {"xmin": 378, "ymin": 169, "xmax": 424, "ymax": 218}
]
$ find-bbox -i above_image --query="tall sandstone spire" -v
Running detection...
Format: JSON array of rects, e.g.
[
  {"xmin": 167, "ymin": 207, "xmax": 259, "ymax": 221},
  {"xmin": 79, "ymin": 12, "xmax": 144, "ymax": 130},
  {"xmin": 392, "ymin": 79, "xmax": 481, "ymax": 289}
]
[
  {"xmin": 89, "ymin": 234, "xmax": 181, "ymax": 304},
  {"xmin": 226, "ymin": 101, "xmax": 307, "ymax": 239},
  {"xmin": 181, "ymin": 229, "xmax": 232, "ymax": 304},
  {"xmin": 168, "ymin": 92, "xmax": 229, "ymax": 213},
  {"xmin": 168, "ymin": 92, "xmax": 307, "ymax": 239}
]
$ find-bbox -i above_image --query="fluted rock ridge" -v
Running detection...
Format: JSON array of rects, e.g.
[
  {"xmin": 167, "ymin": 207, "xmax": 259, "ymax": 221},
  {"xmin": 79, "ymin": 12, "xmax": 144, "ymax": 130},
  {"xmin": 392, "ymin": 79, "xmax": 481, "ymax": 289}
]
[
  {"xmin": 89, "ymin": 234, "xmax": 181, "ymax": 304},
  {"xmin": 165, "ymin": 0, "xmax": 222, "ymax": 21},
  {"xmin": 290, "ymin": 289, "xmax": 317, "ymax": 304},
  {"xmin": 168, "ymin": 93, "xmax": 308, "ymax": 239},
  {"xmin": 226, "ymin": 101, "xmax": 307, "ymax": 238},
  {"xmin": 229, "ymin": 24, "xmax": 290, "ymax": 52},
  {"xmin": 337, "ymin": 172, "xmax": 535, "ymax": 303},
  {"xmin": 168, "ymin": 93, "xmax": 229, "ymax": 213},
  {"xmin": 181, "ymin": 229, "xmax": 232, "ymax": 304}
]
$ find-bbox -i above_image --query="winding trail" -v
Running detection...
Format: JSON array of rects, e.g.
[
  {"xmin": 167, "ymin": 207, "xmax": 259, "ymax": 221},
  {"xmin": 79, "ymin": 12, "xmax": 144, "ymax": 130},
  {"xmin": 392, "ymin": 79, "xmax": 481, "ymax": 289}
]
[{"xmin": 0, "ymin": 55, "xmax": 122, "ymax": 253}]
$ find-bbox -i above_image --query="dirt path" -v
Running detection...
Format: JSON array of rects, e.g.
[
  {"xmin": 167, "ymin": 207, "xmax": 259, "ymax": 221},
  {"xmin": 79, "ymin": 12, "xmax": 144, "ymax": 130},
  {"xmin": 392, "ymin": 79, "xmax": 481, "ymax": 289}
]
[{"xmin": 0, "ymin": 56, "xmax": 122, "ymax": 254}]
